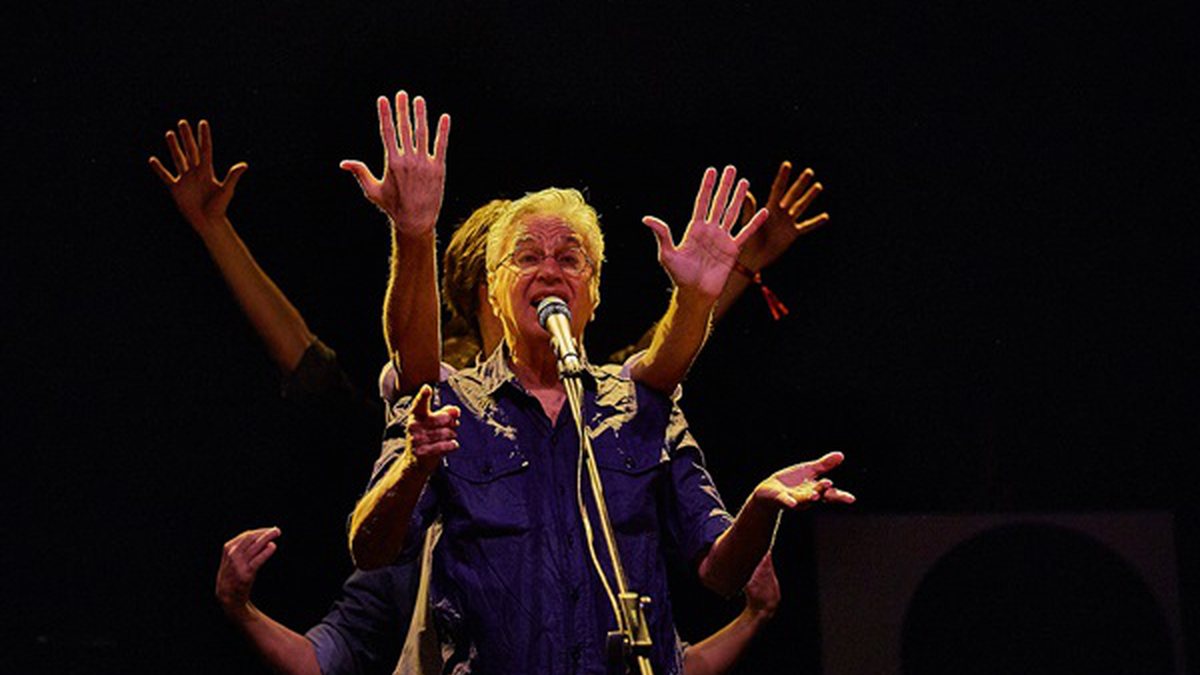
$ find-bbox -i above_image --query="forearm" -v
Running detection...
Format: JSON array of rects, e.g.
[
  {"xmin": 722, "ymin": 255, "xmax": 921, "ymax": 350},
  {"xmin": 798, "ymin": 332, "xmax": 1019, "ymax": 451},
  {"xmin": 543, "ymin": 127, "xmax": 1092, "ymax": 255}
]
[
  {"xmin": 348, "ymin": 450, "xmax": 433, "ymax": 570},
  {"xmin": 196, "ymin": 217, "xmax": 315, "ymax": 372},
  {"xmin": 682, "ymin": 606, "xmax": 775, "ymax": 675},
  {"xmin": 697, "ymin": 497, "xmax": 779, "ymax": 597},
  {"xmin": 383, "ymin": 227, "xmax": 441, "ymax": 393},
  {"xmin": 628, "ymin": 287, "xmax": 715, "ymax": 393},
  {"xmin": 223, "ymin": 602, "xmax": 321, "ymax": 675}
]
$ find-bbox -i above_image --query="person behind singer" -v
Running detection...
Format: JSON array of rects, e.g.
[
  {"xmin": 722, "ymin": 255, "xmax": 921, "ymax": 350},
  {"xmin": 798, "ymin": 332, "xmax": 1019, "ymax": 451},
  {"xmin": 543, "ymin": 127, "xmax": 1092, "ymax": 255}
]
[{"xmin": 349, "ymin": 172, "xmax": 854, "ymax": 673}]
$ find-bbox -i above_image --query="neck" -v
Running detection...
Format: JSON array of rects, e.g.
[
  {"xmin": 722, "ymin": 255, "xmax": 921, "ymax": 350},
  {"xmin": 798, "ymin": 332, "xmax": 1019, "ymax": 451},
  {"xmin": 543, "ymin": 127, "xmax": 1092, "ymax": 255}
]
[
  {"xmin": 507, "ymin": 336, "xmax": 570, "ymax": 423},
  {"xmin": 508, "ymin": 335, "xmax": 563, "ymax": 390}
]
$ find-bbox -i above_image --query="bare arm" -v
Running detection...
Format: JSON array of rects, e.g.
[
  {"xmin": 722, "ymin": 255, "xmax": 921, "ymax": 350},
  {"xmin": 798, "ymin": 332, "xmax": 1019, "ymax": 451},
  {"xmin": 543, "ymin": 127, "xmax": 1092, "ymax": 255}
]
[
  {"xmin": 631, "ymin": 166, "xmax": 768, "ymax": 393},
  {"xmin": 683, "ymin": 554, "xmax": 780, "ymax": 675},
  {"xmin": 149, "ymin": 120, "xmax": 313, "ymax": 372},
  {"xmin": 349, "ymin": 385, "xmax": 459, "ymax": 569},
  {"xmin": 215, "ymin": 527, "xmax": 321, "ymax": 675},
  {"xmin": 341, "ymin": 92, "xmax": 450, "ymax": 394},
  {"xmin": 698, "ymin": 453, "xmax": 854, "ymax": 597}
]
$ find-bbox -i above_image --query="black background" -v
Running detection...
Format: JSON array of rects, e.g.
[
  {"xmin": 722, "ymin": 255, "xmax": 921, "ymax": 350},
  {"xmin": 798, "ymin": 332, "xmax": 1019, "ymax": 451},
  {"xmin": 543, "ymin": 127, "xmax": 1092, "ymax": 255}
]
[{"xmin": 4, "ymin": 1, "xmax": 1197, "ymax": 673}]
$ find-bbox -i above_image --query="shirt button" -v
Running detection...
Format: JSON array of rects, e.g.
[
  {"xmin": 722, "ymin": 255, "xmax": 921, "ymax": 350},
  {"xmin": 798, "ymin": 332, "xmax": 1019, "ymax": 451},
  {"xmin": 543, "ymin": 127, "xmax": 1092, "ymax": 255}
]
[
  {"xmin": 481, "ymin": 462, "xmax": 493, "ymax": 476},
  {"xmin": 624, "ymin": 456, "xmax": 635, "ymax": 469}
]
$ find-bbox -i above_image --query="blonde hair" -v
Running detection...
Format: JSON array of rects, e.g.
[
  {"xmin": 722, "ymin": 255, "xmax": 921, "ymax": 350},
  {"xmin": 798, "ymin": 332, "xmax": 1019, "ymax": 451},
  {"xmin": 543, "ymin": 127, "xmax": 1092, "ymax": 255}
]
[
  {"xmin": 442, "ymin": 199, "xmax": 510, "ymax": 339},
  {"xmin": 485, "ymin": 187, "xmax": 604, "ymax": 298}
]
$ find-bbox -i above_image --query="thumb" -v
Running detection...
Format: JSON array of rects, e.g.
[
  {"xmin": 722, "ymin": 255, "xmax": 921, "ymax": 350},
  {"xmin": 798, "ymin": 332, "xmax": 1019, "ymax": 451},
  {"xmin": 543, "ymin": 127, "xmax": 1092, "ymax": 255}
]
[
  {"xmin": 641, "ymin": 216, "xmax": 676, "ymax": 258},
  {"xmin": 221, "ymin": 162, "xmax": 248, "ymax": 192},
  {"xmin": 339, "ymin": 160, "xmax": 379, "ymax": 195},
  {"xmin": 410, "ymin": 384, "xmax": 434, "ymax": 421}
]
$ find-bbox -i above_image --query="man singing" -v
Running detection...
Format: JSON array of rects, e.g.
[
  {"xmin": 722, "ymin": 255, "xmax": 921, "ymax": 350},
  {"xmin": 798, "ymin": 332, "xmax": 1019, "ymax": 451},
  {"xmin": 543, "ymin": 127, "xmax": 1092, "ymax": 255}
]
[{"xmin": 349, "ymin": 169, "xmax": 853, "ymax": 673}]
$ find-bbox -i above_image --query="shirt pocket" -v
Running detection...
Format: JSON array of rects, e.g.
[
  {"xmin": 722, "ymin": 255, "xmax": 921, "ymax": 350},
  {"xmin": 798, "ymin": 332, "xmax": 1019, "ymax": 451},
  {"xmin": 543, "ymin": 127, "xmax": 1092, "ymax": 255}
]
[
  {"xmin": 442, "ymin": 446, "xmax": 531, "ymax": 536},
  {"xmin": 592, "ymin": 429, "xmax": 668, "ymax": 536}
]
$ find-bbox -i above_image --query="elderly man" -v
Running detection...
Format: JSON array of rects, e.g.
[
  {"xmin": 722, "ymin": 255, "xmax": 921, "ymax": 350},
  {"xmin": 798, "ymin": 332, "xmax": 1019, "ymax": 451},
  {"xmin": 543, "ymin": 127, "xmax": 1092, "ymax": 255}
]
[
  {"xmin": 160, "ymin": 91, "xmax": 830, "ymax": 674},
  {"xmin": 349, "ymin": 170, "xmax": 853, "ymax": 674}
]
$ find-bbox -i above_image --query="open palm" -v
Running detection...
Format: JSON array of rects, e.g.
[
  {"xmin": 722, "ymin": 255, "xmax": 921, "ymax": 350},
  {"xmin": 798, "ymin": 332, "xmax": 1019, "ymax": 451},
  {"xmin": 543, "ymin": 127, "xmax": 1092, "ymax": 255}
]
[
  {"xmin": 149, "ymin": 119, "xmax": 247, "ymax": 232},
  {"xmin": 340, "ymin": 91, "xmax": 449, "ymax": 236},
  {"xmin": 643, "ymin": 166, "xmax": 768, "ymax": 300}
]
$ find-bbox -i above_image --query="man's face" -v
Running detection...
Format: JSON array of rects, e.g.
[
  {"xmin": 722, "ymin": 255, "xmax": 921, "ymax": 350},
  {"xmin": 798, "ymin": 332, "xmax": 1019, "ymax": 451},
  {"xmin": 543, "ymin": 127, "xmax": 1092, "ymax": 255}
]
[{"xmin": 490, "ymin": 213, "xmax": 597, "ymax": 349}]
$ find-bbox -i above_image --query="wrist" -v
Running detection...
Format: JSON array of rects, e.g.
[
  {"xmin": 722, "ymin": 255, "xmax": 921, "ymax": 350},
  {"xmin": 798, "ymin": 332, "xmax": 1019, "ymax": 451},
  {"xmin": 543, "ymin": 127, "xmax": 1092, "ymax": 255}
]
[
  {"xmin": 748, "ymin": 485, "xmax": 786, "ymax": 514},
  {"xmin": 730, "ymin": 257, "xmax": 761, "ymax": 281},
  {"xmin": 192, "ymin": 214, "xmax": 234, "ymax": 240},
  {"xmin": 219, "ymin": 596, "xmax": 256, "ymax": 622},
  {"xmin": 671, "ymin": 285, "xmax": 719, "ymax": 314},
  {"xmin": 389, "ymin": 218, "xmax": 437, "ymax": 243},
  {"xmin": 400, "ymin": 446, "xmax": 441, "ymax": 477},
  {"xmin": 742, "ymin": 603, "xmax": 778, "ymax": 624}
]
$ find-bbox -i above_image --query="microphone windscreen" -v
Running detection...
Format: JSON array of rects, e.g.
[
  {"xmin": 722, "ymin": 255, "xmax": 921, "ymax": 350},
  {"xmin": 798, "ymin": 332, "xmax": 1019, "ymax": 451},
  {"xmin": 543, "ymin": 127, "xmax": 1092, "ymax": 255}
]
[{"xmin": 536, "ymin": 296, "xmax": 571, "ymax": 328}]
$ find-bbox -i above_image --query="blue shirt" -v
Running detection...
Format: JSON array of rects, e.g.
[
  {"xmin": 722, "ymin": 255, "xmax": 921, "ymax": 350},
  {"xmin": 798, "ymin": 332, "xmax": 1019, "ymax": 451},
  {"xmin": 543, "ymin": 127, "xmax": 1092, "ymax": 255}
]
[
  {"xmin": 374, "ymin": 346, "xmax": 733, "ymax": 674},
  {"xmin": 304, "ymin": 546, "xmax": 422, "ymax": 675}
]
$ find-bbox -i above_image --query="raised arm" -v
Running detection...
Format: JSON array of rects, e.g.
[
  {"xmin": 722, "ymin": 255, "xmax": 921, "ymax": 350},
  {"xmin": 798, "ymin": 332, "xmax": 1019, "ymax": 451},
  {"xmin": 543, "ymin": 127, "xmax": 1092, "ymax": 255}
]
[
  {"xmin": 341, "ymin": 91, "xmax": 450, "ymax": 394},
  {"xmin": 698, "ymin": 452, "xmax": 854, "ymax": 597},
  {"xmin": 631, "ymin": 166, "xmax": 768, "ymax": 393},
  {"xmin": 713, "ymin": 160, "xmax": 828, "ymax": 322},
  {"xmin": 682, "ymin": 554, "xmax": 780, "ymax": 675},
  {"xmin": 149, "ymin": 120, "xmax": 314, "ymax": 372},
  {"xmin": 215, "ymin": 527, "xmax": 321, "ymax": 675},
  {"xmin": 349, "ymin": 385, "xmax": 459, "ymax": 569}
]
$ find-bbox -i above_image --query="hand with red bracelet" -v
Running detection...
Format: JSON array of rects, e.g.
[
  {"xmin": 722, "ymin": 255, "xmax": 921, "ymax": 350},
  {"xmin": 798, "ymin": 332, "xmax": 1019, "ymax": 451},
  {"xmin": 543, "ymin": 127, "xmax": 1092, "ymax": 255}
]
[{"xmin": 723, "ymin": 161, "xmax": 829, "ymax": 320}]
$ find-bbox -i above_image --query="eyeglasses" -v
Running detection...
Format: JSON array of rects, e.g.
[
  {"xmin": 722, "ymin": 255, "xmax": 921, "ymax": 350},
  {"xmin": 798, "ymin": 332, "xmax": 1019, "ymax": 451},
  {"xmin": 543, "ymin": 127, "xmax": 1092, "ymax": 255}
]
[{"xmin": 500, "ymin": 246, "xmax": 594, "ymax": 278}]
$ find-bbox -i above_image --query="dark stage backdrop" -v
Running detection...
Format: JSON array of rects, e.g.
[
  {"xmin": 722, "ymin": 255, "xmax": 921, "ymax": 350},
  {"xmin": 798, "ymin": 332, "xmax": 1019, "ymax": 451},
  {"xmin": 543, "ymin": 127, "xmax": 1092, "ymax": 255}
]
[{"xmin": 4, "ymin": 2, "xmax": 1197, "ymax": 673}]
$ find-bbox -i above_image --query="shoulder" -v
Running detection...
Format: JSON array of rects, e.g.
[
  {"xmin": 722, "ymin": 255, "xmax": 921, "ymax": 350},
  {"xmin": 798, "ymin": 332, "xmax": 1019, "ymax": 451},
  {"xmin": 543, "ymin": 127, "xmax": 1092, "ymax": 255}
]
[{"xmin": 378, "ymin": 360, "xmax": 457, "ymax": 407}]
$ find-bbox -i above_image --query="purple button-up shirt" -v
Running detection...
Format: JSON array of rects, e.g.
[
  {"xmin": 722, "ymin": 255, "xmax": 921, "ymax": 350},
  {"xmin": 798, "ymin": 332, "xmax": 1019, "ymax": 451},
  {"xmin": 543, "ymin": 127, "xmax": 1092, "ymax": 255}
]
[{"xmin": 373, "ymin": 346, "xmax": 733, "ymax": 674}]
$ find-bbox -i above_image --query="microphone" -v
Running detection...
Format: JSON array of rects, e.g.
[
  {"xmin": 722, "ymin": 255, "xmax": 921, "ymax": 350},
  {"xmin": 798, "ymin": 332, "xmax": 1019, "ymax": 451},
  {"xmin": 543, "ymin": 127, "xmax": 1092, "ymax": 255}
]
[{"xmin": 536, "ymin": 296, "xmax": 582, "ymax": 376}]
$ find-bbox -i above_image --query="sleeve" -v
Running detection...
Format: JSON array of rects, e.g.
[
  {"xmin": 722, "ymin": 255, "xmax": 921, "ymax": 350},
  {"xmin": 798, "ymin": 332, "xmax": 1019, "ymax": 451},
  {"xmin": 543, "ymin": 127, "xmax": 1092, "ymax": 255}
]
[
  {"xmin": 282, "ymin": 338, "xmax": 382, "ymax": 420},
  {"xmin": 380, "ymin": 360, "xmax": 457, "ymax": 426},
  {"xmin": 362, "ymin": 394, "xmax": 441, "ymax": 560},
  {"xmin": 660, "ymin": 398, "xmax": 734, "ymax": 566},
  {"xmin": 372, "ymin": 394, "xmax": 416, "ymax": 487},
  {"xmin": 304, "ymin": 559, "xmax": 421, "ymax": 675}
]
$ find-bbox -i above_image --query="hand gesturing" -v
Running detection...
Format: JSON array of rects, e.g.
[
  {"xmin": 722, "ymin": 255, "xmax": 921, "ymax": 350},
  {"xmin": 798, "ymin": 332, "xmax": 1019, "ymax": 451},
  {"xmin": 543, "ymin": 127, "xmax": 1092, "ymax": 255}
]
[
  {"xmin": 754, "ymin": 452, "xmax": 856, "ymax": 510},
  {"xmin": 149, "ymin": 119, "xmax": 247, "ymax": 232},
  {"xmin": 340, "ymin": 91, "xmax": 450, "ymax": 236},
  {"xmin": 643, "ymin": 166, "xmax": 769, "ymax": 301},
  {"xmin": 405, "ymin": 384, "xmax": 461, "ymax": 471},
  {"xmin": 739, "ymin": 161, "xmax": 828, "ymax": 272},
  {"xmin": 215, "ymin": 526, "xmax": 280, "ymax": 617}
]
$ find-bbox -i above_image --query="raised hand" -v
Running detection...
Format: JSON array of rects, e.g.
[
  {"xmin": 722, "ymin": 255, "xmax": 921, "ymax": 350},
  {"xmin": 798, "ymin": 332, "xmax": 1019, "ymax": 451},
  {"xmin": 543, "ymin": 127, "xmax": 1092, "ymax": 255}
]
[
  {"xmin": 754, "ymin": 452, "xmax": 856, "ymax": 510},
  {"xmin": 340, "ymin": 91, "xmax": 450, "ymax": 236},
  {"xmin": 216, "ymin": 526, "xmax": 281, "ymax": 617},
  {"xmin": 738, "ymin": 161, "xmax": 828, "ymax": 273},
  {"xmin": 405, "ymin": 384, "xmax": 461, "ymax": 471},
  {"xmin": 149, "ymin": 119, "xmax": 248, "ymax": 232},
  {"xmin": 643, "ymin": 166, "xmax": 769, "ymax": 301}
]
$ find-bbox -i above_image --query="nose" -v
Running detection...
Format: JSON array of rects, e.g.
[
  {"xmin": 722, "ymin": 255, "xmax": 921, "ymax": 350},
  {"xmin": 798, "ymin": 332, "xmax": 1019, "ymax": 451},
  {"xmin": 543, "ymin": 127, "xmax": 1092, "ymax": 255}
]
[{"xmin": 532, "ymin": 255, "xmax": 567, "ymax": 280}]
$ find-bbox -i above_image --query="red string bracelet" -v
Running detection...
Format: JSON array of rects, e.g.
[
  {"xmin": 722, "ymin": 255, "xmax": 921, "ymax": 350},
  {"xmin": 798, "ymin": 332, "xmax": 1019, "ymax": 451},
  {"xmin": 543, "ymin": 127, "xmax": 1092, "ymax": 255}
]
[{"xmin": 731, "ymin": 260, "xmax": 789, "ymax": 320}]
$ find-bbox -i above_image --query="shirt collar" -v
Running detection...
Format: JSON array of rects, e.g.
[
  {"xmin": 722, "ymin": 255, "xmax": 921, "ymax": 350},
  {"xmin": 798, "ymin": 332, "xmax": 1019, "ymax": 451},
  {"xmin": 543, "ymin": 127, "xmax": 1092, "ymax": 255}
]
[{"xmin": 475, "ymin": 341, "xmax": 602, "ymax": 396}]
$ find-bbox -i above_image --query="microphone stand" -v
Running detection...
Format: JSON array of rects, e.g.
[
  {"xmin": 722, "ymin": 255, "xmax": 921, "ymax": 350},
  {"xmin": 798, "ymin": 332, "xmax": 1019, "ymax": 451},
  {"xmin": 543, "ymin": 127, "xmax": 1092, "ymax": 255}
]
[{"xmin": 556, "ymin": 351, "xmax": 655, "ymax": 675}]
